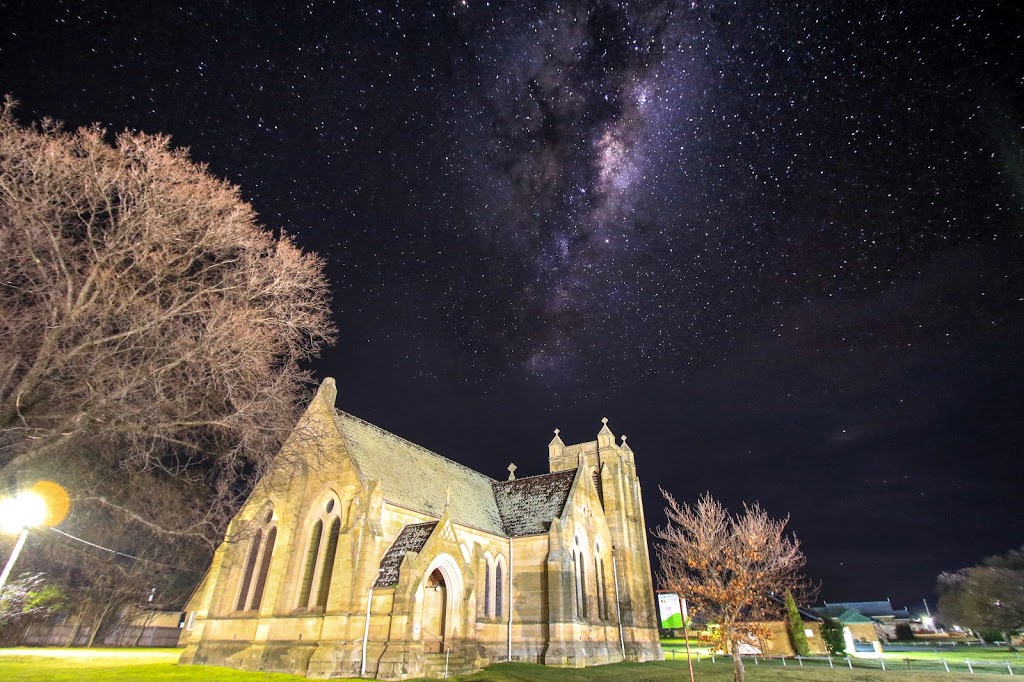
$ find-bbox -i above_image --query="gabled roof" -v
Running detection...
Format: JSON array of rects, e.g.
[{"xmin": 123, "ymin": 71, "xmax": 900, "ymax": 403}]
[
  {"xmin": 835, "ymin": 608, "xmax": 875, "ymax": 624},
  {"xmin": 335, "ymin": 411, "xmax": 505, "ymax": 535},
  {"xmin": 812, "ymin": 599, "xmax": 909, "ymax": 620},
  {"xmin": 492, "ymin": 470, "xmax": 577, "ymax": 536},
  {"xmin": 373, "ymin": 522, "xmax": 437, "ymax": 588}
]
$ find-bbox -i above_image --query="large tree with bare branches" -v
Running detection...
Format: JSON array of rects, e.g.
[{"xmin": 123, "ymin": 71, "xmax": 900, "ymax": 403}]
[
  {"xmin": 654, "ymin": 490, "xmax": 813, "ymax": 682},
  {"xmin": 0, "ymin": 97, "xmax": 335, "ymax": 557}
]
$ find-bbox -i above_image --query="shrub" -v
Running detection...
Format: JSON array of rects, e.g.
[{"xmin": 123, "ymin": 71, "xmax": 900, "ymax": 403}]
[{"xmin": 820, "ymin": 617, "xmax": 847, "ymax": 656}]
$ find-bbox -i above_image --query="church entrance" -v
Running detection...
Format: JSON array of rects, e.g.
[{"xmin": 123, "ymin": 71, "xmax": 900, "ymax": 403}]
[{"xmin": 422, "ymin": 569, "xmax": 447, "ymax": 653}]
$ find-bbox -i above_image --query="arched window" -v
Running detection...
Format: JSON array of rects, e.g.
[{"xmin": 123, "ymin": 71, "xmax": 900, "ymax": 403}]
[
  {"xmin": 235, "ymin": 507, "xmax": 277, "ymax": 612},
  {"xmin": 316, "ymin": 517, "xmax": 341, "ymax": 609},
  {"xmin": 495, "ymin": 557, "xmax": 504, "ymax": 618},
  {"xmin": 250, "ymin": 527, "xmax": 277, "ymax": 610},
  {"xmin": 297, "ymin": 495, "xmax": 342, "ymax": 611},
  {"xmin": 483, "ymin": 556, "xmax": 492, "ymax": 618},
  {"xmin": 236, "ymin": 529, "xmax": 263, "ymax": 611},
  {"xmin": 595, "ymin": 554, "xmax": 606, "ymax": 620},
  {"xmin": 298, "ymin": 520, "xmax": 323, "ymax": 608}
]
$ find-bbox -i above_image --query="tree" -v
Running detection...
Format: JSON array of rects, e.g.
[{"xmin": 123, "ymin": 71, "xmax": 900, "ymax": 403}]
[
  {"xmin": 0, "ymin": 97, "xmax": 335, "ymax": 552},
  {"xmin": 654, "ymin": 491, "xmax": 813, "ymax": 682},
  {"xmin": 0, "ymin": 98, "xmax": 335, "ymax": 629},
  {"xmin": 784, "ymin": 589, "xmax": 810, "ymax": 657},
  {"xmin": 937, "ymin": 546, "xmax": 1024, "ymax": 638},
  {"xmin": 819, "ymin": 617, "xmax": 846, "ymax": 657}
]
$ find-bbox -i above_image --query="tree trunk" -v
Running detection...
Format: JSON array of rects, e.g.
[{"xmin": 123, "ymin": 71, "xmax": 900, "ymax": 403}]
[
  {"xmin": 730, "ymin": 627, "xmax": 746, "ymax": 682},
  {"xmin": 86, "ymin": 604, "xmax": 112, "ymax": 648}
]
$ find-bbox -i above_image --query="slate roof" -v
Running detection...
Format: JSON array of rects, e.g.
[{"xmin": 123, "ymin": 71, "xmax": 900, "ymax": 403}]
[
  {"xmin": 335, "ymin": 411, "xmax": 505, "ymax": 534},
  {"xmin": 373, "ymin": 522, "xmax": 437, "ymax": 588},
  {"xmin": 492, "ymin": 470, "xmax": 577, "ymax": 536},
  {"xmin": 811, "ymin": 600, "xmax": 910, "ymax": 620}
]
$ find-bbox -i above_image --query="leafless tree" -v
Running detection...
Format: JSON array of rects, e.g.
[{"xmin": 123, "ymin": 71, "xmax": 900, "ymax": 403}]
[
  {"xmin": 0, "ymin": 96, "xmax": 335, "ymax": 552},
  {"xmin": 654, "ymin": 490, "xmax": 814, "ymax": 682}
]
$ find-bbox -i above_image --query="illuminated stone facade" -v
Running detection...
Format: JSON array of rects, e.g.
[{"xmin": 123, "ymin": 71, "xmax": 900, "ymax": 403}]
[{"xmin": 179, "ymin": 378, "xmax": 662, "ymax": 679}]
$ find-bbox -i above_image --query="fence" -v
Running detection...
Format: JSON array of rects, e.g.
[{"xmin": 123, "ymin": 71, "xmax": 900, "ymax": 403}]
[{"xmin": 662, "ymin": 650, "xmax": 1022, "ymax": 676}]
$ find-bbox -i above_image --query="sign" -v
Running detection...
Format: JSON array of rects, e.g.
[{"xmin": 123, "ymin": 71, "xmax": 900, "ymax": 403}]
[{"xmin": 657, "ymin": 592, "xmax": 684, "ymax": 629}]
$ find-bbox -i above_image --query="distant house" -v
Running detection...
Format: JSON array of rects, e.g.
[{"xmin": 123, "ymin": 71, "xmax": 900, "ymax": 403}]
[{"xmin": 810, "ymin": 599, "xmax": 911, "ymax": 647}]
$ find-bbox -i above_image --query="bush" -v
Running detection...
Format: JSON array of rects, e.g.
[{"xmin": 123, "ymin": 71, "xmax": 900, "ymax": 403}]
[
  {"xmin": 785, "ymin": 591, "xmax": 810, "ymax": 656},
  {"xmin": 820, "ymin": 617, "xmax": 847, "ymax": 656}
]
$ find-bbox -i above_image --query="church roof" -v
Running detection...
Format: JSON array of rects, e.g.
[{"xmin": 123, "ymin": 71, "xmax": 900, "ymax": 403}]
[
  {"xmin": 373, "ymin": 521, "xmax": 437, "ymax": 588},
  {"xmin": 493, "ymin": 470, "xmax": 577, "ymax": 536},
  {"xmin": 335, "ymin": 411, "xmax": 506, "ymax": 534},
  {"xmin": 333, "ymin": 410, "xmax": 578, "ymax": 538}
]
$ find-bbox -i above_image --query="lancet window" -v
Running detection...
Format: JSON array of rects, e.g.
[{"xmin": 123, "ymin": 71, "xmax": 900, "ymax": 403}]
[
  {"xmin": 297, "ymin": 495, "xmax": 342, "ymax": 610},
  {"xmin": 235, "ymin": 507, "xmax": 276, "ymax": 612},
  {"xmin": 482, "ymin": 552, "xmax": 507, "ymax": 619}
]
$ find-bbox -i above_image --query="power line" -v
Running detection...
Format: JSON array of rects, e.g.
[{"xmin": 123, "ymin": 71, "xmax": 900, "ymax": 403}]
[{"xmin": 45, "ymin": 527, "xmax": 204, "ymax": 574}]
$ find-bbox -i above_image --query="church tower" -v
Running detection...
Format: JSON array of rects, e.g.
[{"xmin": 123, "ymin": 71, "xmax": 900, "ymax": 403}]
[{"xmin": 548, "ymin": 419, "xmax": 659, "ymax": 659}]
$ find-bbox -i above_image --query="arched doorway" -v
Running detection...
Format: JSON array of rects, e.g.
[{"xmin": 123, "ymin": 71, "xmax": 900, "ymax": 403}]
[{"xmin": 422, "ymin": 569, "xmax": 447, "ymax": 653}]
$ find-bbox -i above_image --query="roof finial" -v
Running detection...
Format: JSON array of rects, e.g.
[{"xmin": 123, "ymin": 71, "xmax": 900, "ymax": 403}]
[
  {"xmin": 621, "ymin": 434, "xmax": 627, "ymax": 443},
  {"xmin": 554, "ymin": 428, "xmax": 560, "ymax": 435},
  {"xmin": 601, "ymin": 417, "xmax": 608, "ymax": 425},
  {"xmin": 507, "ymin": 463, "xmax": 517, "ymax": 481}
]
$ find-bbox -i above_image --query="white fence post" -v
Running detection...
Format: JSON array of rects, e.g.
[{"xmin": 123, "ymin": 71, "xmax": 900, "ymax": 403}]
[
  {"xmin": 781, "ymin": 656, "xmax": 786, "ymax": 667},
  {"xmin": 966, "ymin": 659, "xmax": 973, "ymax": 674},
  {"xmin": 880, "ymin": 658, "xmax": 886, "ymax": 671},
  {"xmin": 1008, "ymin": 663, "xmax": 1014, "ymax": 676},
  {"xmin": 848, "ymin": 657, "xmax": 853, "ymax": 669},
  {"xmin": 829, "ymin": 656, "xmax": 834, "ymax": 668},
  {"xmin": 798, "ymin": 656, "xmax": 803, "ymax": 667},
  {"xmin": 943, "ymin": 659, "xmax": 949, "ymax": 673}
]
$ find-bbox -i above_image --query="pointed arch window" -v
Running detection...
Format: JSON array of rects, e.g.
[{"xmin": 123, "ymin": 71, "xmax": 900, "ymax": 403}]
[
  {"xmin": 235, "ymin": 508, "xmax": 277, "ymax": 612},
  {"xmin": 573, "ymin": 539, "xmax": 587, "ymax": 620},
  {"xmin": 297, "ymin": 495, "xmax": 342, "ymax": 611},
  {"xmin": 495, "ymin": 556, "xmax": 505, "ymax": 618},
  {"xmin": 236, "ymin": 529, "xmax": 263, "ymax": 611},
  {"xmin": 595, "ymin": 553, "xmax": 607, "ymax": 621},
  {"xmin": 299, "ymin": 520, "xmax": 323, "ymax": 608},
  {"xmin": 483, "ymin": 556, "xmax": 492, "ymax": 618},
  {"xmin": 250, "ymin": 527, "xmax": 277, "ymax": 610},
  {"xmin": 316, "ymin": 517, "xmax": 341, "ymax": 609}
]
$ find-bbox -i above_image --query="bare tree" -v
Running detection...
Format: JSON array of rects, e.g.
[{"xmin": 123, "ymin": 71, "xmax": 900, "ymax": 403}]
[
  {"xmin": 654, "ymin": 490, "xmax": 813, "ymax": 682},
  {"xmin": 0, "ymin": 97, "xmax": 335, "ymax": 549}
]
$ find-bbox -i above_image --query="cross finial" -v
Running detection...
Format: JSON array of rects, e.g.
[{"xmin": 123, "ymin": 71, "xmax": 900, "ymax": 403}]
[
  {"xmin": 554, "ymin": 428, "xmax": 560, "ymax": 435},
  {"xmin": 507, "ymin": 463, "xmax": 517, "ymax": 481},
  {"xmin": 601, "ymin": 417, "xmax": 608, "ymax": 425},
  {"xmin": 621, "ymin": 434, "xmax": 627, "ymax": 443}
]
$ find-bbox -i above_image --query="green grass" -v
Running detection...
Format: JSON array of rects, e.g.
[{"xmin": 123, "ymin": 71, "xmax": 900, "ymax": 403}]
[
  {"xmin": 0, "ymin": 647, "xmax": 1017, "ymax": 681},
  {"xmin": 0, "ymin": 648, "xmax": 308, "ymax": 682}
]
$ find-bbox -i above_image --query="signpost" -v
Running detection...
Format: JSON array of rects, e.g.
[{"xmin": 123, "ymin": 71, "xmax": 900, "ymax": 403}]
[{"xmin": 657, "ymin": 592, "xmax": 694, "ymax": 682}]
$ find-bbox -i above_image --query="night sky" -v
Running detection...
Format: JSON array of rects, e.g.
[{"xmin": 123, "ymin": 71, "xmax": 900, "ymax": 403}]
[{"xmin": 2, "ymin": 1, "xmax": 1022, "ymax": 612}]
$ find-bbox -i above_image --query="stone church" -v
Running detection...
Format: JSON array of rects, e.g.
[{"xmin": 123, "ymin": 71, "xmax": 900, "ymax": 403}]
[{"xmin": 179, "ymin": 378, "xmax": 662, "ymax": 678}]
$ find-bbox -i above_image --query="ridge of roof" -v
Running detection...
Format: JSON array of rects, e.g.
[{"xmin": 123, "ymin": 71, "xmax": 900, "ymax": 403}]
[
  {"xmin": 337, "ymin": 410, "xmax": 499, "ymax": 484},
  {"xmin": 492, "ymin": 469, "xmax": 576, "ymax": 487}
]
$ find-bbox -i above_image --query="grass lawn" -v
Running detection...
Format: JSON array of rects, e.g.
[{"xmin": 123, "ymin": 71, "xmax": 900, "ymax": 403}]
[{"xmin": 0, "ymin": 647, "xmax": 1016, "ymax": 681}]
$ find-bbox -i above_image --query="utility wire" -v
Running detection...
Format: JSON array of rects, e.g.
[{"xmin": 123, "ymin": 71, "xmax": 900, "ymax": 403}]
[{"xmin": 45, "ymin": 527, "xmax": 204, "ymax": 574}]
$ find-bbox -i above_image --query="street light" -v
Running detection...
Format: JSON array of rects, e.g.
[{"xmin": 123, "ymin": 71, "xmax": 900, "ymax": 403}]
[
  {"xmin": 0, "ymin": 490, "xmax": 48, "ymax": 592},
  {"xmin": 0, "ymin": 482, "xmax": 69, "ymax": 593}
]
